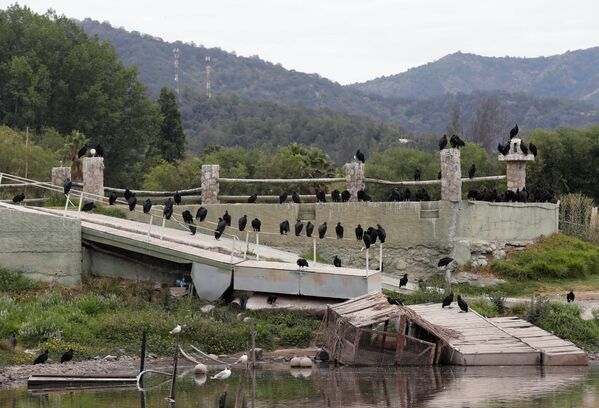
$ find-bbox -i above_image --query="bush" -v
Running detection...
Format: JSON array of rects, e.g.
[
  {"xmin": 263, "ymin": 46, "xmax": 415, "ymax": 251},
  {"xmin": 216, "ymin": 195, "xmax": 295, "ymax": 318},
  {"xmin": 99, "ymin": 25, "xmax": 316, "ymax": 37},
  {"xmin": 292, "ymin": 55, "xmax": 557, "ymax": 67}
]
[
  {"xmin": 93, "ymin": 206, "xmax": 126, "ymax": 219},
  {"xmin": 488, "ymin": 292, "xmax": 506, "ymax": 314},
  {"xmin": 279, "ymin": 326, "xmax": 313, "ymax": 348},
  {"xmin": 0, "ymin": 269, "xmax": 41, "ymax": 293}
]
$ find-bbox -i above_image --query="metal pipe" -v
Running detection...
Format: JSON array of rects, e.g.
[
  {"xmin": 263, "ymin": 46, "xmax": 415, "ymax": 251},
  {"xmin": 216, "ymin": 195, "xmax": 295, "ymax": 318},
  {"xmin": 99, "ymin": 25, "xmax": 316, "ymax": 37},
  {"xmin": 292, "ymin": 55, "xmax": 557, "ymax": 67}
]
[
  {"xmin": 219, "ymin": 177, "xmax": 345, "ymax": 184},
  {"xmin": 255, "ymin": 233, "xmax": 260, "ymax": 261},
  {"xmin": 313, "ymin": 238, "xmax": 316, "ymax": 263}
]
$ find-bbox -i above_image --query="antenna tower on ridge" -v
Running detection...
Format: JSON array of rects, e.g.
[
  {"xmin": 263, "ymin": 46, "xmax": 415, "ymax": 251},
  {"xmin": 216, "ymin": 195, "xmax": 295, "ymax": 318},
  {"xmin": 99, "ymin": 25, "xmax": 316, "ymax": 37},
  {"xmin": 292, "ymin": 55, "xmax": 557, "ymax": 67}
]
[
  {"xmin": 205, "ymin": 56, "xmax": 212, "ymax": 99},
  {"xmin": 173, "ymin": 47, "xmax": 180, "ymax": 98}
]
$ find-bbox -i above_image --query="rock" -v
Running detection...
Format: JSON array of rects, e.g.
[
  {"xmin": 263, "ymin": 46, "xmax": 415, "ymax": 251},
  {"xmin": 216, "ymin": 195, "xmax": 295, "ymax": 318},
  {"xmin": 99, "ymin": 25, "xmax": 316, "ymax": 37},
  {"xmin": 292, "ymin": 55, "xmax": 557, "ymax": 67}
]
[
  {"xmin": 494, "ymin": 250, "xmax": 506, "ymax": 259},
  {"xmin": 103, "ymin": 355, "xmax": 117, "ymax": 361},
  {"xmin": 200, "ymin": 304, "xmax": 215, "ymax": 313},
  {"xmin": 148, "ymin": 353, "xmax": 158, "ymax": 359},
  {"xmin": 290, "ymin": 356, "xmax": 302, "ymax": 367},
  {"xmin": 299, "ymin": 356, "xmax": 312, "ymax": 367}
]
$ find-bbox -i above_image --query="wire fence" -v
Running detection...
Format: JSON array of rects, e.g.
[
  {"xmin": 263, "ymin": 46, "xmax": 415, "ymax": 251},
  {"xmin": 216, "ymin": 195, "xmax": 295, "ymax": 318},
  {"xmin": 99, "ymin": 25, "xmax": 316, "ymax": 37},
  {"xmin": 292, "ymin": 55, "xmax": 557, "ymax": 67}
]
[{"xmin": 559, "ymin": 193, "xmax": 598, "ymax": 244}]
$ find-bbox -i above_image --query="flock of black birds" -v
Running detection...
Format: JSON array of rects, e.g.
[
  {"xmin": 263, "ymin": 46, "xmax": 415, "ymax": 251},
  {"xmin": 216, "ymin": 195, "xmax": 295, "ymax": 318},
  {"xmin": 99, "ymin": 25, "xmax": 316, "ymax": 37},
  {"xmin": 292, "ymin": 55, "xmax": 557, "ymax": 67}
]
[{"xmin": 32, "ymin": 348, "xmax": 74, "ymax": 365}]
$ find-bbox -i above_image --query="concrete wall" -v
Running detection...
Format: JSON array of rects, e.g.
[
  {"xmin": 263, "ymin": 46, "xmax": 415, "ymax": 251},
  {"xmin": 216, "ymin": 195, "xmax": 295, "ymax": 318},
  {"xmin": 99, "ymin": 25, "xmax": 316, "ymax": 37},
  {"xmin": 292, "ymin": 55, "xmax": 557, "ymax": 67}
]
[{"xmin": 0, "ymin": 207, "xmax": 81, "ymax": 285}]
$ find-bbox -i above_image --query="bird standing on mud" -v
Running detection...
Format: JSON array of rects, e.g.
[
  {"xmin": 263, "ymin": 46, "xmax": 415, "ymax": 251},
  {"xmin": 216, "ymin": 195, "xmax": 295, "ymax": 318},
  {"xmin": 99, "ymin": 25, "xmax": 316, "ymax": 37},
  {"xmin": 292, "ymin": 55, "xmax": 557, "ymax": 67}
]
[
  {"xmin": 33, "ymin": 350, "xmax": 48, "ymax": 365},
  {"xmin": 567, "ymin": 291, "xmax": 575, "ymax": 303},
  {"xmin": 60, "ymin": 349, "xmax": 74, "ymax": 363}
]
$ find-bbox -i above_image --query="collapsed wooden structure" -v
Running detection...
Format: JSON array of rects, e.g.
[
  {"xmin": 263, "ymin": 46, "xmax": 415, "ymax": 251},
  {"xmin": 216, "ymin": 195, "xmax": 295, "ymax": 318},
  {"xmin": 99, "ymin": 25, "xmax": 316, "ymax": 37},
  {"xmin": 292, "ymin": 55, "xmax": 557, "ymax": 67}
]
[{"xmin": 322, "ymin": 292, "xmax": 456, "ymax": 366}]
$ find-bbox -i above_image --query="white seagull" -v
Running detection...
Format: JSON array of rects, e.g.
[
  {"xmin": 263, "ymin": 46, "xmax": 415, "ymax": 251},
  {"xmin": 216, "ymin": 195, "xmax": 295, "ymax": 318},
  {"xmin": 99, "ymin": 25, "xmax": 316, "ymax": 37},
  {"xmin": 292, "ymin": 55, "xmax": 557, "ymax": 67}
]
[
  {"xmin": 234, "ymin": 354, "xmax": 248, "ymax": 365},
  {"xmin": 169, "ymin": 324, "xmax": 182, "ymax": 335},
  {"xmin": 211, "ymin": 366, "xmax": 231, "ymax": 380}
]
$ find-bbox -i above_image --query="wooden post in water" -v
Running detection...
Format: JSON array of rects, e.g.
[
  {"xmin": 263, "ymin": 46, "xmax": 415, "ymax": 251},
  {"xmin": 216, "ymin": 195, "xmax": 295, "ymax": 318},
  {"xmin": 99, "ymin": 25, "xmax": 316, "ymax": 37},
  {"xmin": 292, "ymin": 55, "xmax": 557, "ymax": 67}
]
[
  {"xmin": 169, "ymin": 332, "xmax": 180, "ymax": 402},
  {"xmin": 139, "ymin": 331, "xmax": 147, "ymax": 387}
]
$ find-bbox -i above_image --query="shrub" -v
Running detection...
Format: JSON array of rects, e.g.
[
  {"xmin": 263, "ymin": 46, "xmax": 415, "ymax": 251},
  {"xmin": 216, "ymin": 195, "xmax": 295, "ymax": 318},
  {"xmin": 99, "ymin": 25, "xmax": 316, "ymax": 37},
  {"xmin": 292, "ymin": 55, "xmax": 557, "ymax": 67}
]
[
  {"xmin": 279, "ymin": 326, "xmax": 313, "ymax": 348},
  {"xmin": 0, "ymin": 269, "xmax": 41, "ymax": 293},
  {"xmin": 488, "ymin": 292, "xmax": 506, "ymax": 314}
]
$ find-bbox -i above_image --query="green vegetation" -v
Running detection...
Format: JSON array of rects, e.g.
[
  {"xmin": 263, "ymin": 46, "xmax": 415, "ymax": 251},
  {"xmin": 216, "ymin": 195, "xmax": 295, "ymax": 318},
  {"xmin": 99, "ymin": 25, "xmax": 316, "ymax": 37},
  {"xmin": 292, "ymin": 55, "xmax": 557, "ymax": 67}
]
[{"xmin": 151, "ymin": 87, "xmax": 186, "ymax": 163}]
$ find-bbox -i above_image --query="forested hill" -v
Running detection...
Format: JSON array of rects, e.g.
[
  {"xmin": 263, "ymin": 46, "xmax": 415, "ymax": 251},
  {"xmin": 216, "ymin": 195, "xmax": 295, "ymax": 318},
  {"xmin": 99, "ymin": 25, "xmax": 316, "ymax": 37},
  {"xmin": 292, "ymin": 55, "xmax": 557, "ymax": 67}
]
[{"xmin": 351, "ymin": 49, "xmax": 599, "ymax": 105}]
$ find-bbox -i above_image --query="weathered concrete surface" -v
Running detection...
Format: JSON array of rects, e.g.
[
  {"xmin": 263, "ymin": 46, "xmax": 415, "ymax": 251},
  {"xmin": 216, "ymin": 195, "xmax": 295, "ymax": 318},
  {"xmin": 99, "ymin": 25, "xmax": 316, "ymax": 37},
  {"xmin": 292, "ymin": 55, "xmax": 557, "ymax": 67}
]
[
  {"xmin": 201, "ymin": 164, "xmax": 219, "ymax": 204},
  {"xmin": 441, "ymin": 149, "xmax": 462, "ymax": 202},
  {"xmin": 498, "ymin": 138, "xmax": 535, "ymax": 192},
  {"xmin": 0, "ymin": 204, "xmax": 81, "ymax": 285},
  {"xmin": 82, "ymin": 157, "xmax": 104, "ymax": 202}
]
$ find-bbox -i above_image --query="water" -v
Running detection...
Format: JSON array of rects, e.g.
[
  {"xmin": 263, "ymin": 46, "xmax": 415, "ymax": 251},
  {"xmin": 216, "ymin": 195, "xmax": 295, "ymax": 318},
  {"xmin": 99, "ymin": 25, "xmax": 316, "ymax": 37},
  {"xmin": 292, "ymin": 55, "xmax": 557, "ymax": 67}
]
[{"xmin": 1, "ymin": 364, "xmax": 598, "ymax": 408}]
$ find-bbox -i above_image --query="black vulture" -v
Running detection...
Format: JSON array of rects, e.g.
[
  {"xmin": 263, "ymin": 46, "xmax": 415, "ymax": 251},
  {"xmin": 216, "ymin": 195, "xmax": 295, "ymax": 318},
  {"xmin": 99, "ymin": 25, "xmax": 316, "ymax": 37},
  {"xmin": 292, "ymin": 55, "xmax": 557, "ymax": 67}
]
[
  {"xmin": 12, "ymin": 193, "xmax": 25, "ymax": 203},
  {"xmin": 498, "ymin": 142, "xmax": 505, "ymax": 155},
  {"xmin": 457, "ymin": 295, "xmax": 469, "ymax": 312},
  {"xmin": 442, "ymin": 292, "xmax": 454, "ymax": 308},
  {"xmin": 439, "ymin": 134, "xmax": 448, "ymax": 150},
  {"xmin": 306, "ymin": 221, "xmax": 314, "ymax": 237},
  {"xmin": 438, "ymin": 257, "xmax": 454, "ymax": 267},
  {"xmin": 174, "ymin": 191, "xmax": 182, "ymax": 205},
  {"xmin": 449, "ymin": 134, "xmax": 465, "ymax": 148},
  {"xmin": 109, "ymin": 192, "xmax": 117, "ymax": 205},
  {"xmin": 355, "ymin": 149, "xmax": 365, "ymax": 163},
  {"xmin": 9, "ymin": 333, "xmax": 16, "ymax": 349},
  {"xmin": 363, "ymin": 233, "xmax": 372, "ymax": 249},
  {"xmin": 387, "ymin": 296, "xmax": 403, "ymax": 306},
  {"xmin": 341, "ymin": 190, "xmax": 351, "ymax": 202},
  {"xmin": 143, "ymin": 199, "xmax": 152, "ymax": 214},
  {"xmin": 335, "ymin": 222, "xmax": 344, "ymax": 239},
  {"xmin": 292, "ymin": 191, "xmax": 301, "ymax": 204},
  {"xmin": 267, "ymin": 295, "xmax": 277, "ymax": 305},
  {"xmin": 95, "ymin": 144, "xmax": 104, "ymax": 157},
  {"xmin": 196, "ymin": 206, "xmax": 208, "ymax": 222},
  {"xmin": 357, "ymin": 189, "xmax": 371, "ymax": 201},
  {"xmin": 501, "ymin": 142, "xmax": 511, "ymax": 156},
  {"xmin": 81, "ymin": 202, "xmax": 96, "ymax": 212},
  {"xmin": 182, "ymin": 210, "xmax": 194, "ymax": 224},
  {"xmin": 124, "ymin": 189, "xmax": 132, "ymax": 201},
  {"xmin": 520, "ymin": 142, "xmax": 529, "ymax": 155},
  {"xmin": 279, "ymin": 190, "xmax": 288, "ymax": 204},
  {"xmin": 377, "ymin": 224, "xmax": 386, "ymax": 243},
  {"xmin": 77, "ymin": 144, "xmax": 88, "ymax": 158},
  {"xmin": 164, "ymin": 198, "xmax": 174, "ymax": 219},
  {"xmin": 33, "ymin": 350, "xmax": 49, "ymax": 365},
  {"xmin": 318, "ymin": 222, "xmax": 327, "ymax": 239},
  {"xmin": 333, "ymin": 256, "xmax": 341, "ymax": 267},
  {"xmin": 399, "ymin": 273, "xmax": 408, "ymax": 288},
  {"xmin": 279, "ymin": 220, "xmax": 290, "ymax": 235},
  {"xmin": 248, "ymin": 193, "xmax": 258, "ymax": 203},
  {"xmin": 297, "ymin": 258, "xmax": 309, "ymax": 268},
  {"xmin": 529, "ymin": 142, "xmax": 538, "ymax": 157},
  {"xmin": 388, "ymin": 188, "xmax": 400, "ymax": 202},
  {"xmin": 331, "ymin": 189, "xmax": 341, "ymax": 202},
  {"xmin": 294, "ymin": 219, "xmax": 304, "ymax": 236},
  {"xmin": 127, "ymin": 193, "xmax": 137, "ymax": 211},
  {"xmin": 509, "ymin": 124, "xmax": 519, "ymax": 139},
  {"xmin": 468, "ymin": 164, "xmax": 476, "ymax": 179},
  {"xmin": 518, "ymin": 187, "xmax": 528, "ymax": 203},
  {"xmin": 251, "ymin": 218, "xmax": 261, "ymax": 232},
  {"xmin": 438, "ymin": 171, "xmax": 442, "ymax": 180},
  {"xmin": 567, "ymin": 291, "xmax": 575, "ymax": 303},
  {"xmin": 215, "ymin": 217, "xmax": 227, "ymax": 240},
  {"xmin": 63, "ymin": 178, "xmax": 72, "ymax": 195},
  {"xmin": 189, "ymin": 225, "xmax": 197, "ymax": 235},
  {"xmin": 60, "ymin": 349, "xmax": 74, "ymax": 363},
  {"xmin": 414, "ymin": 169, "xmax": 421, "ymax": 181},
  {"xmin": 468, "ymin": 190, "xmax": 480, "ymax": 200},
  {"xmin": 223, "ymin": 210, "xmax": 231, "ymax": 226},
  {"xmin": 315, "ymin": 188, "xmax": 326, "ymax": 203},
  {"xmin": 404, "ymin": 188, "xmax": 412, "ymax": 201},
  {"xmin": 355, "ymin": 224, "xmax": 363, "ymax": 240},
  {"xmin": 238, "ymin": 215, "xmax": 247, "ymax": 232}
]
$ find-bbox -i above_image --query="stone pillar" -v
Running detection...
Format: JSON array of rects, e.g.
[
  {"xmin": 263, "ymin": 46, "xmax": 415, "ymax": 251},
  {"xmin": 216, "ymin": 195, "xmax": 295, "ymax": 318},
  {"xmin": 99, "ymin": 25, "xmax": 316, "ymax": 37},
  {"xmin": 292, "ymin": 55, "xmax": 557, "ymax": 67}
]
[
  {"xmin": 82, "ymin": 157, "xmax": 104, "ymax": 202},
  {"xmin": 498, "ymin": 138, "xmax": 534, "ymax": 192},
  {"xmin": 344, "ymin": 162, "xmax": 364, "ymax": 202},
  {"xmin": 201, "ymin": 164, "xmax": 220, "ymax": 204},
  {"xmin": 52, "ymin": 166, "xmax": 71, "ymax": 187},
  {"xmin": 441, "ymin": 149, "xmax": 462, "ymax": 202}
]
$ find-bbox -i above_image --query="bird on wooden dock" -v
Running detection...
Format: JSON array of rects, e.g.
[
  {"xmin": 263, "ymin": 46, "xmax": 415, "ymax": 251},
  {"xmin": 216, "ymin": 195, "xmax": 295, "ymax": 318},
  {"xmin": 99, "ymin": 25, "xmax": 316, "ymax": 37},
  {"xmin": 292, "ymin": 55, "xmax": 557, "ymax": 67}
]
[
  {"xmin": 333, "ymin": 256, "xmax": 341, "ymax": 267},
  {"xmin": 414, "ymin": 169, "xmax": 421, "ymax": 181},
  {"xmin": 215, "ymin": 217, "xmax": 227, "ymax": 239},
  {"xmin": 279, "ymin": 220, "xmax": 290, "ymax": 235},
  {"xmin": 60, "ymin": 349, "xmax": 74, "ymax": 363},
  {"xmin": 81, "ymin": 202, "xmax": 96, "ymax": 212},
  {"xmin": 169, "ymin": 324, "xmax": 182, "ymax": 335},
  {"xmin": 341, "ymin": 190, "xmax": 351, "ymax": 202},
  {"xmin": 399, "ymin": 274, "xmax": 408, "ymax": 288},
  {"xmin": 438, "ymin": 257, "xmax": 454, "ymax": 268},
  {"xmin": 234, "ymin": 354, "xmax": 248, "ymax": 365},
  {"xmin": 124, "ymin": 189, "xmax": 132, "ymax": 201},
  {"xmin": 63, "ymin": 178, "xmax": 72, "ymax": 195},
  {"xmin": 211, "ymin": 366, "xmax": 231, "ymax": 380},
  {"xmin": 306, "ymin": 221, "xmax": 314, "ymax": 237},
  {"xmin": 510, "ymin": 124, "xmax": 519, "ymax": 139},
  {"xmin": 9, "ymin": 333, "xmax": 16, "ymax": 349},
  {"xmin": 335, "ymin": 222, "xmax": 344, "ymax": 239},
  {"xmin": 77, "ymin": 144, "xmax": 88, "ymax": 158},
  {"xmin": 267, "ymin": 294, "xmax": 277, "ymax": 305},
  {"xmin": 292, "ymin": 191, "xmax": 301, "ymax": 204},
  {"xmin": 294, "ymin": 219, "xmax": 304, "ymax": 236},
  {"xmin": 251, "ymin": 217, "xmax": 261, "ymax": 232},
  {"xmin": 449, "ymin": 134, "xmax": 465, "ymax": 148},
  {"xmin": 363, "ymin": 233, "xmax": 372, "ymax": 249},
  {"xmin": 143, "ymin": 199, "xmax": 152, "ymax": 214},
  {"xmin": 196, "ymin": 206, "xmax": 207, "ymax": 222},
  {"xmin": 377, "ymin": 224, "xmax": 386, "ymax": 243},
  {"xmin": 387, "ymin": 296, "xmax": 403, "ymax": 306},
  {"xmin": 520, "ymin": 142, "xmax": 529, "ymax": 155},
  {"xmin": 164, "ymin": 198, "xmax": 174, "ymax": 219},
  {"xmin": 442, "ymin": 292, "xmax": 454, "ymax": 308},
  {"xmin": 567, "ymin": 291, "xmax": 575, "ymax": 303},
  {"xmin": 297, "ymin": 258, "xmax": 309, "ymax": 268},
  {"xmin": 318, "ymin": 222, "xmax": 327, "ymax": 239},
  {"xmin": 315, "ymin": 188, "xmax": 326, "ymax": 203},
  {"xmin": 248, "ymin": 193, "xmax": 258, "ymax": 203},
  {"xmin": 529, "ymin": 142, "xmax": 538, "ymax": 157},
  {"xmin": 457, "ymin": 295, "xmax": 469, "ymax": 312},
  {"xmin": 331, "ymin": 189, "xmax": 341, "ymax": 202},
  {"xmin": 223, "ymin": 210, "xmax": 231, "ymax": 226},
  {"xmin": 109, "ymin": 191, "xmax": 117, "ymax": 205},
  {"xmin": 238, "ymin": 215, "xmax": 247, "ymax": 232},
  {"xmin": 33, "ymin": 350, "xmax": 49, "ymax": 365},
  {"xmin": 127, "ymin": 193, "xmax": 137, "ymax": 211},
  {"xmin": 355, "ymin": 224, "xmax": 363, "ymax": 241},
  {"xmin": 439, "ymin": 134, "xmax": 448, "ymax": 150},
  {"xmin": 355, "ymin": 149, "xmax": 365, "ymax": 163},
  {"xmin": 468, "ymin": 164, "xmax": 476, "ymax": 179},
  {"xmin": 12, "ymin": 193, "xmax": 25, "ymax": 204},
  {"xmin": 174, "ymin": 191, "xmax": 182, "ymax": 205},
  {"xmin": 182, "ymin": 210, "xmax": 194, "ymax": 224},
  {"xmin": 279, "ymin": 190, "xmax": 288, "ymax": 204}
]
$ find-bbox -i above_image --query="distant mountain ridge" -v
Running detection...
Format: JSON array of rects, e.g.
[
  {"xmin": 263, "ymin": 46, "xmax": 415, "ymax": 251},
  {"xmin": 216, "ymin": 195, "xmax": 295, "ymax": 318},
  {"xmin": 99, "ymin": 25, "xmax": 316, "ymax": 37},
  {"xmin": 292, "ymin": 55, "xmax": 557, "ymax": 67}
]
[{"xmin": 351, "ymin": 49, "xmax": 599, "ymax": 105}]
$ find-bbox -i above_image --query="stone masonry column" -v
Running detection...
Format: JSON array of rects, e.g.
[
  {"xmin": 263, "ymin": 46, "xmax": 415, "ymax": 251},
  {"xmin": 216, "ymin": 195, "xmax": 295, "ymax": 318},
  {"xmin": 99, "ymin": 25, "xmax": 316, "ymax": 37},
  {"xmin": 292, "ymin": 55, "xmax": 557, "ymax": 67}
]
[
  {"xmin": 82, "ymin": 157, "xmax": 104, "ymax": 202},
  {"xmin": 441, "ymin": 149, "xmax": 462, "ymax": 202},
  {"xmin": 498, "ymin": 138, "xmax": 534, "ymax": 192},
  {"xmin": 344, "ymin": 162, "xmax": 364, "ymax": 202},
  {"xmin": 201, "ymin": 164, "xmax": 220, "ymax": 204},
  {"xmin": 52, "ymin": 166, "xmax": 71, "ymax": 188}
]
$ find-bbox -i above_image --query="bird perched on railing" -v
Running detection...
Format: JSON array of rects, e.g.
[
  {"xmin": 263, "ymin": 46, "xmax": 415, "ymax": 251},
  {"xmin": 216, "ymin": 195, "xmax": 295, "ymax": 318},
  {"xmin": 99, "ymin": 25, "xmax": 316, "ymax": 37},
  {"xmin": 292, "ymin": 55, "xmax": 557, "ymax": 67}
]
[
  {"xmin": 318, "ymin": 222, "xmax": 327, "ymax": 239},
  {"xmin": 196, "ymin": 206, "xmax": 207, "ymax": 222},
  {"xmin": 315, "ymin": 188, "xmax": 326, "ymax": 203},
  {"xmin": 127, "ymin": 193, "xmax": 137, "ymax": 211},
  {"xmin": 182, "ymin": 210, "xmax": 194, "ymax": 224},
  {"xmin": 414, "ymin": 169, "xmax": 421, "ymax": 181},
  {"xmin": 292, "ymin": 191, "xmax": 301, "ymax": 204},
  {"xmin": 279, "ymin": 190, "xmax": 288, "ymax": 204},
  {"xmin": 143, "ymin": 199, "xmax": 152, "ymax": 214},
  {"xmin": 341, "ymin": 190, "xmax": 351, "ymax": 202},
  {"xmin": 357, "ymin": 189, "xmax": 371, "ymax": 201},
  {"xmin": 363, "ymin": 233, "xmax": 372, "ymax": 249},
  {"xmin": 306, "ymin": 221, "xmax": 314, "ymax": 237},
  {"xmin": 331, "ymin": 189, "xmax": 341, "ymax": 202},
  {"xmin": 238, "ymin": 215, "xmax": 247, "ymax": 232},
  {"xmin": 163, "ymin": 198, "xmax": 174, "ymax": 219},
  {"xmin": 468, "ymin": 164, "xmax": 476, "ymax": 179},
  {"xmin": 12, "ymin": 193, "xmax": 25, "ymax": 204},
  {"xmin": 355, "ymin": 224, "xmax": 363, "ymax": 241},
  {"xmin": 215, "ymin": 217, "xmax": 227, "ymax": 239},
  {"xmin": 297, "ymin": 258, "xmax": 309, "ymax": 268},
  {"xmin": 170, "ymin": 324, "xmax": 182, "ymax": 335},
  {"xmin": 174, "ymin": 191, "xmax": 182, "ymax": 205},
  {"xmin": 294, "ymin": 219, "xmax": 304, "ymax": 236},
  {"xmin": 377, "ymin": 224, "xmax": 386, "ymax": 244},
  {"xmin": 223, "ymin": 210, "xmax": 231, "ymax": 226},
  {"xmin": 529, "ymin": 142, "xmax": 538, "ymax": 157},
  {"xmin": 251, "ymin": 217, "xmax": 261, "ymax": 232},
  {"xmin": 367, "ymin": 227, "xmax": 378, "ymax": 245},
  {"xmin": 335, "ymin": 222, "xmax": 344, "ymax": 239},
  {"xmin": 109, "ymin": 192, "xmax": 118, "ymax": 205},
  {"xmin": 247, "ymin": 193, "xmax": 258, "ymax": 203},
  {"xmin": 279, "ymin": 220, "xmax": 290, "ymax": 235},
  {"xmin": 63, "ymin": 178, "xmax": 72, "ymax": 195},
  {"xmin": 520, "ymin": 142, "xmax": 529, "ymax": 155}
]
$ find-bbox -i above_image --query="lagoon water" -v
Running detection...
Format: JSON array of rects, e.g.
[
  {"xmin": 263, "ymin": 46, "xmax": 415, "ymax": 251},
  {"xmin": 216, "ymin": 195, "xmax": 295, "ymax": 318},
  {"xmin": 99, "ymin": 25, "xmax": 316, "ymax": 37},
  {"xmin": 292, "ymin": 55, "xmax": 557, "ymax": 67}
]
[{"xmin": 1, "ymin": 364, "xmax": 598, "ymax": 408}]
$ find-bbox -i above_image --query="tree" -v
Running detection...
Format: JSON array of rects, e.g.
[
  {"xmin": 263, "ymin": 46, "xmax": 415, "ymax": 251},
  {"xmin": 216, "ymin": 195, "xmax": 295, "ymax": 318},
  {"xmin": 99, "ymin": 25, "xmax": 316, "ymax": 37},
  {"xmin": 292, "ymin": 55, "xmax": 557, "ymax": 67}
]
[
  {"xmin": 446, "ymin": 102, "xmax": 463, "ymax": 136},
  {"xmin": 150, "ymin": 87, "xmax": 186, "ymax": 163},
  {"xmin": 469, "ymin": 97, "xmax": 511, "ymax": 151},
  {"xmin": 63, "ymin": 130, "xmax": 88, "ymax": 182}
]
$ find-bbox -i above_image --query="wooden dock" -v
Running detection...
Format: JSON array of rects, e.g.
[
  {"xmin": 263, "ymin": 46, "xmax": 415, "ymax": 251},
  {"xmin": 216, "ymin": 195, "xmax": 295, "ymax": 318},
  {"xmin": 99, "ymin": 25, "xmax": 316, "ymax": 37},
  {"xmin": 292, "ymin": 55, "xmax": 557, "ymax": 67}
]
[
  {"xmin": 408, "ymin": 304, "xmax": 587, "ymax": 366},
  {"xmin": 28, "ymin": 374, "xmax": 137, "ymax": 392}
]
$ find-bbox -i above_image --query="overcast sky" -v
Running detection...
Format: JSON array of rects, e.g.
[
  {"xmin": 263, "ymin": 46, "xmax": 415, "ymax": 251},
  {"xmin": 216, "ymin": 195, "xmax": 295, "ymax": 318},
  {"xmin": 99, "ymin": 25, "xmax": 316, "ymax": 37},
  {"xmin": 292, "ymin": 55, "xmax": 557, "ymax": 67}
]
[{"xmin": 6, "ymin": 0, "xmax": 599, "ymax": 84}]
